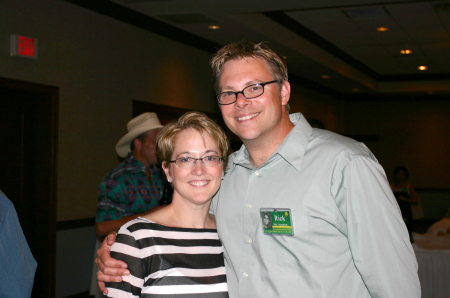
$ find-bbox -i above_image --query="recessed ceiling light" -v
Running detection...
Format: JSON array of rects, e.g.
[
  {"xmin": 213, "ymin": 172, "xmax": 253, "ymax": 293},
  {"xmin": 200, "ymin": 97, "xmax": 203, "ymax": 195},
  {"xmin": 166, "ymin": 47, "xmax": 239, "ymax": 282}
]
[
  {"xmin": 418, "ymin": 65, "xmax": 427, "ymax": 70},
  {"xmin": 208, "ymin": 25, "xmax": 220, "ymax": 30},
  {"xmin": 321, "ymin": 75, "xmax": 330, "ymax": 79},
  {"xmin": 376, "ymin": 27, "xmax": 389, "ymax": 32},
  {"xmin": 400, "ymin": 49, "xmax": 412, "ymax": 54}
]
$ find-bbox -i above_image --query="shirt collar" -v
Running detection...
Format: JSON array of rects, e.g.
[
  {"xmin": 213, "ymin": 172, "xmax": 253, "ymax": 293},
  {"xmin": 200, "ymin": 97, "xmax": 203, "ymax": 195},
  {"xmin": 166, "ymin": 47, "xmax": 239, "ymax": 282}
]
[
  {"xmin": 277, "ymin": 113, "xmax": 312, "ymax": 172},
  {"xmin": 125, "ymin": 152, "xmax": 147, "ymax": 172},
  {"xmin": 227, "ymin": 113, "xmax": 312, "ymax": 173}
]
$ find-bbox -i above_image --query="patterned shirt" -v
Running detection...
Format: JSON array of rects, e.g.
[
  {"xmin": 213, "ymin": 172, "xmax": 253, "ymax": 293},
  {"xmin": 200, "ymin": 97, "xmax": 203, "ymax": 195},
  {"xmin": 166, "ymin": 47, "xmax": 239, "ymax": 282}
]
[
  {"xmin": 96, "ymin": 154, "xmax": 163, "ymax": 223},
  {"xmin": 105, "ymin": 218, "xmax": 229, "ymax": 297}
]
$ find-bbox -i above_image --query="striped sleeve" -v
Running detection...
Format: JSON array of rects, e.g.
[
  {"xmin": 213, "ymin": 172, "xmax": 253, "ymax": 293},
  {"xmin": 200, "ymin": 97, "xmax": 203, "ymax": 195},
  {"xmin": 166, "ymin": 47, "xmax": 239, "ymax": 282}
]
[{"xmin": 105, "ymin": 224, "xmax": 145, "ymax": 297}]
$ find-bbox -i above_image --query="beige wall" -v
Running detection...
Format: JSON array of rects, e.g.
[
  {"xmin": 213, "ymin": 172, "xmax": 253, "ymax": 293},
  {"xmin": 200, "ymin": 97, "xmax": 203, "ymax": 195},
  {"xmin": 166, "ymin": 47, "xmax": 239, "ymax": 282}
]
[
  {"xmin": 1, "ymin": 1, "xmax": 342, "ymax": 222},
  {"xmin": 344, "ymin": 100, "xmax": 450, "ymax": 189},
  {"xmin": 10, "ymin": 1, "xmax": 445, "ymax": 223},
  {"xmin": 1, "ymin": 0, "xmax": 218, "ymax": 221},
  {"xmin": 289, "ymin": 84, "xmax": 345, "ymax": 133}
]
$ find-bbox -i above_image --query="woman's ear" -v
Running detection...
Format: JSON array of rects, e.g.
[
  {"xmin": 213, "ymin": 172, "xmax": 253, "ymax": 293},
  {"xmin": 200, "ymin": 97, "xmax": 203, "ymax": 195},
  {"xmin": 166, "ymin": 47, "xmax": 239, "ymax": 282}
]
[{"xmin": 162, "ymin": 161, "xmax": 172, "ymax": 182}]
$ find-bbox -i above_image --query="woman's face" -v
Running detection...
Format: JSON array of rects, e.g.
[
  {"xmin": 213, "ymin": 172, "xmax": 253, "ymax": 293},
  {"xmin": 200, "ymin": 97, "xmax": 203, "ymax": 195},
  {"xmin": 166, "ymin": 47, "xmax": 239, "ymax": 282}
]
[
  {"xmin": 163, "ymin": 128, "xmax": 224, "ymax": 207},
  {"xmin": 395, "ymin": 170, "xmax": 407, "ymax": 183}
]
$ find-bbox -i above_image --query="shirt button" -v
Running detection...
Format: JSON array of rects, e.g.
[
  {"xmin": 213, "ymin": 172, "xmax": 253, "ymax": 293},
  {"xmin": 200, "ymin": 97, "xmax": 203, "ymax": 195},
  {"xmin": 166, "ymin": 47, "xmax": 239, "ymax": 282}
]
[
  {"xmin": 243, "ymin": 272, "xmax": 248, "ymax": 277},
  {"xmin": 247, "ymin": 238, "xmax": 252, "ymax": 244},
  {"xmin": 247, "ymin": 203, "xmax": 252, "ymax": 208}
]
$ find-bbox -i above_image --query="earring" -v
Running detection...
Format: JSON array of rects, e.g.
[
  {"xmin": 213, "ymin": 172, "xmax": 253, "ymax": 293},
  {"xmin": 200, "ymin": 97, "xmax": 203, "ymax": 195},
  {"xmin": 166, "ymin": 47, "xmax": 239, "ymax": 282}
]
[{"xmin": 167, "ymin": 178, "xmax": 171, "ymax": 182}]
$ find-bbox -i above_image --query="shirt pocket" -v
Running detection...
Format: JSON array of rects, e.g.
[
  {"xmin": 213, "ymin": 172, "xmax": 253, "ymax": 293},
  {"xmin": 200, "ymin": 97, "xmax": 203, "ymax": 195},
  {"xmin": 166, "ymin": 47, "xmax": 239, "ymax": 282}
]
[{"xmin": 261, "ymin": 215, "xmax": 310, "ymax": 268}]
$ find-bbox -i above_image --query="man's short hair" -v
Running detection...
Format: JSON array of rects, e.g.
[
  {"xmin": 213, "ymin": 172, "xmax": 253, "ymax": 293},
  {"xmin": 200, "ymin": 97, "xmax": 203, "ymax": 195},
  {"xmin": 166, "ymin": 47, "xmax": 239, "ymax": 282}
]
[
  {"xmin": 156, "ymin": 111, "xmax": 229, "ymax": 171},
  {"xmin": 210, "ymin": 41, "xmax": 288, "ymax": 93}
]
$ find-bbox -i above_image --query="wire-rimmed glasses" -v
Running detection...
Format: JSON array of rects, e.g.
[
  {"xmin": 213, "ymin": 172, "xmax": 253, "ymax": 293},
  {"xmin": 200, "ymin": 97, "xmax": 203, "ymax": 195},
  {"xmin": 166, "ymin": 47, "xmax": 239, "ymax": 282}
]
[{"xmin": 167, "ymin": 156, "xmax": 223, "ymax": 169}]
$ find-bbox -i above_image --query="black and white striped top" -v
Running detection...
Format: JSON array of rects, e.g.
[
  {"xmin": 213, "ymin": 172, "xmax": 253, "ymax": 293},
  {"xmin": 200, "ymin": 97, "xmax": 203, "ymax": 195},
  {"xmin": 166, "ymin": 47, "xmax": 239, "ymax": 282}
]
[{"xmin": 105, "ymin": 218, "xmax": 228, "ymax": 298}]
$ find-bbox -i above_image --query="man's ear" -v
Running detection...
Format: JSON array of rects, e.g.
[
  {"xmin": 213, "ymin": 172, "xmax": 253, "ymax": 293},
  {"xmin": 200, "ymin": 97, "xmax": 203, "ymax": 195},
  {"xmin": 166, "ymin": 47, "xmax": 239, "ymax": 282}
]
[
  {"xmin": 280, "ymin": 80, "xmax": 291, "ymax": 106},
  {"xmin": 133, "ymin": 138, "xmax": 142, "ymax": 150}
]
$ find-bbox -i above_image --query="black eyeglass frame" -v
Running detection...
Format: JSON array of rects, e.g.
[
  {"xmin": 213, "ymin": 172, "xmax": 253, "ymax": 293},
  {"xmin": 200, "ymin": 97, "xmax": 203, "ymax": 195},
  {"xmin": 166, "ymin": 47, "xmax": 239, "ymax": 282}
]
[
  {"xmin": 167, "ymin": 156, "xmax": 223, "ymax": 168},
  {"xmin": 216, "ymin": 80, "xmax": 279, "ymax": 105}
]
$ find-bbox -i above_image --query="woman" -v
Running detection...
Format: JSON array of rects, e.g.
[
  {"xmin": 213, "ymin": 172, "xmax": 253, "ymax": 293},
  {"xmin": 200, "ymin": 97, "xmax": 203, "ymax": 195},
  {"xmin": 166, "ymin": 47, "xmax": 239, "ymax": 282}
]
[
  {"xmin": 390, "ymin": 166, "xmax": 420, "ymax": 241},
  {"xmin": 105, "ymin": 111, "xmax": 229, "ymax": 297}
]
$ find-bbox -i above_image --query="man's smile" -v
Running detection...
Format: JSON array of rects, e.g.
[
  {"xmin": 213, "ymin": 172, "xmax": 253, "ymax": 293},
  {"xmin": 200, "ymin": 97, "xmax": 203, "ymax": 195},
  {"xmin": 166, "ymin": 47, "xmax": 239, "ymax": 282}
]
[{"xmin": 236, "ymin": 112, "xmax": 260, "ymax": 122}]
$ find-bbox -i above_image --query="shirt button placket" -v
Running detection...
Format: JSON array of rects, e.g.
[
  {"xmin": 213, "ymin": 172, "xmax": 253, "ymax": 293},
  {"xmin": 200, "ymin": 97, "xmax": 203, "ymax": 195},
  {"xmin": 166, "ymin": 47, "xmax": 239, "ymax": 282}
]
[{"xmin": 241, "ymin": 168, "xmax": 262, "ymax": 297}]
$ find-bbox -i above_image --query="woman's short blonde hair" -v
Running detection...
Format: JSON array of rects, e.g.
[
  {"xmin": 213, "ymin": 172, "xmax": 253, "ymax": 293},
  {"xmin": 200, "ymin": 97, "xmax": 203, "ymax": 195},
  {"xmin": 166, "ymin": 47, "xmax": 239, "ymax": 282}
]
[{"xmin": 156, "ymin": 111, "xmax": 229, "ymax": 169}]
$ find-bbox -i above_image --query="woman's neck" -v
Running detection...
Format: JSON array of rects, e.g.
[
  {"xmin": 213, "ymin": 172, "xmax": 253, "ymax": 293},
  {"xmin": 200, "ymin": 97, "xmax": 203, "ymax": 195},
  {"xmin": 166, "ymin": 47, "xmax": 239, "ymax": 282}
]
[{"xmin": 148, "ymin": 199, "xmax": 215, "ymax": 229}]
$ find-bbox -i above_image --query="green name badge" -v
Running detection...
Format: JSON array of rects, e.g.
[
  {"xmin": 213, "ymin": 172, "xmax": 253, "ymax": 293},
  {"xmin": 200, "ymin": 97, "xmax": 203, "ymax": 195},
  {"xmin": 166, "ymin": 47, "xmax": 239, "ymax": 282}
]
[{"xmin": 260, "ymin": 208, "xmax": 294, "ymax": 236}]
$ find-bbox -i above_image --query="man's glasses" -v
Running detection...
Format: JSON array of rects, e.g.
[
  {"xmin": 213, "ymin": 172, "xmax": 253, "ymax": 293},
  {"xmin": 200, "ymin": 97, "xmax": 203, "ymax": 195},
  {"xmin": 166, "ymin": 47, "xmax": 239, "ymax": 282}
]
[
  {"xmin": 168, "ymin": 156, "xmax": 223, "ymax": 169},
  {"xmin": 216, "ymin": 80, "xmax": 278, "ymax": 105}
]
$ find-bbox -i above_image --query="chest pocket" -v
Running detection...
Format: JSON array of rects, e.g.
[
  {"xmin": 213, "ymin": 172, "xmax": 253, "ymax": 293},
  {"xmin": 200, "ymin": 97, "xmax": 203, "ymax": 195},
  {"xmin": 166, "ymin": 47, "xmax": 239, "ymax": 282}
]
[{"xmin": 261, "ymin": 215, "xmax": 310, "ymax": 268}]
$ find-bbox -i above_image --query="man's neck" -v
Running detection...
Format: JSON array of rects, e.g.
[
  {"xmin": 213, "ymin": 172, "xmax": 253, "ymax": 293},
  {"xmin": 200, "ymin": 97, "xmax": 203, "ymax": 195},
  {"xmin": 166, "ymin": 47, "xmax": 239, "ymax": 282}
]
[
  {"xmin": 131, "ymin": 151, "xmax": 149, "ymax": 168},
  {"xmin": 244, "ymin": 116, "xmax": 294, "ymax": 168}
]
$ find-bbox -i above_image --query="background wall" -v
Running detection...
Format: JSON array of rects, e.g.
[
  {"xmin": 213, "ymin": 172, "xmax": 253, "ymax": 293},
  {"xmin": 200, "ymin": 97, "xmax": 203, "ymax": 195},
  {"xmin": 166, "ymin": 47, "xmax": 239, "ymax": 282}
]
[
  {"xmin": 1, "ymin": 1, "xmax": 448, "ymax": 297},
  {"xmin": 1, "ymin": 0, "xmax": 219, "ymax": 222},
  {"xmin": 344, "ymin": 99, "xmax": 450, "ymax": 189}
]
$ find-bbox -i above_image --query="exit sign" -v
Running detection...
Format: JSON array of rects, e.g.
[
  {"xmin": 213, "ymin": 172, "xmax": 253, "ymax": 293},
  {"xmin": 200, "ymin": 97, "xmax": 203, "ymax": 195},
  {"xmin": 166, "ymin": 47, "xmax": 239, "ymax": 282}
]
[{"xmin": 10, "ymin": 35, "xmax": 38, "ymax": 59}]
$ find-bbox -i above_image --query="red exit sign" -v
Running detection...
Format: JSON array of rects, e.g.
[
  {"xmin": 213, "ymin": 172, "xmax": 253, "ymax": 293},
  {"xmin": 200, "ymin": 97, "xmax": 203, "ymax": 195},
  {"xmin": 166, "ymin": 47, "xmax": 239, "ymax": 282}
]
[{"xmin": 10, "ymin": 35, "xmax": 38, "ymax": 59}]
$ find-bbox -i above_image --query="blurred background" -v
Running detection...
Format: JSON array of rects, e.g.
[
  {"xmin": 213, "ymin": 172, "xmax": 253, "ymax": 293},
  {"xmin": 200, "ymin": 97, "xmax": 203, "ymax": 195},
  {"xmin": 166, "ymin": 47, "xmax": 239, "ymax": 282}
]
[{"xmin": 1, "ymin": 0, "xmax": 449, "ymax": 297}]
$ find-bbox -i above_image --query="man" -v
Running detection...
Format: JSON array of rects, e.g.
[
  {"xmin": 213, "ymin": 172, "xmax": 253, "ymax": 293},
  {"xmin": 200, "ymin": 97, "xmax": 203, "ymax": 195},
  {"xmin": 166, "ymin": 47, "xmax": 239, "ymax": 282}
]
[
  {"xmin": 95, "ymin": 112, "xmax": 164, "ymax": 235},
  {"xmin": 0, "ymin": 190, "xmax": 37, "ymax": 297},
  {"xmin": 96, "ymin": 42, "xmax": 420, "ymax": 297}
]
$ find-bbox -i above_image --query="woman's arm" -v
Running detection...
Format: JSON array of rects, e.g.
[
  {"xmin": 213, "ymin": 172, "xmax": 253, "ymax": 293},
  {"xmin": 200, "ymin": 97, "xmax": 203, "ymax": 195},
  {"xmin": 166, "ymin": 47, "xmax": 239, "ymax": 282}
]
[{"xmin": 408, "ymin": 185, "xmax": 419, "ymax": 204}]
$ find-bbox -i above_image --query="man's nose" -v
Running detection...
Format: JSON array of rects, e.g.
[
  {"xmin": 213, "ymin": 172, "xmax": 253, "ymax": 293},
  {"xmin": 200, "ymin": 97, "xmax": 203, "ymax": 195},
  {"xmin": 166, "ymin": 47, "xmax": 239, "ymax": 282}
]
[{"xmin": 235, "ymin": 92, "xmax": 250, "ymax": 108}]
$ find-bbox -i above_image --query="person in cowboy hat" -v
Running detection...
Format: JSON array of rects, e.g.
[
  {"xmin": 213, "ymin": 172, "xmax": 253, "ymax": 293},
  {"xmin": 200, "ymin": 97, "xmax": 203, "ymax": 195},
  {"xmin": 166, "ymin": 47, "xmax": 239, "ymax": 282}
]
[{"xmin": 95, "ymin": 112, "xmax": 165, "ymax": 236}]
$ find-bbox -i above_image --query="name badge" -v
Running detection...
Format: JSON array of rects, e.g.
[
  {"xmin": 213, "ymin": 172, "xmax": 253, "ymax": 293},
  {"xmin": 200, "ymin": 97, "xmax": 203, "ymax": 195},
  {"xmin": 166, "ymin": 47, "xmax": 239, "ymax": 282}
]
[{"xmin": 260, "ymin": 208, "xmax": 294, "ymax": 236}]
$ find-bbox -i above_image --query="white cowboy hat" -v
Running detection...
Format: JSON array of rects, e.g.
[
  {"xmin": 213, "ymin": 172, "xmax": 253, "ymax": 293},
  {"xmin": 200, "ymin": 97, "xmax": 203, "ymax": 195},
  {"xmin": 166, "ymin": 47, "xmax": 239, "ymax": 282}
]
[{"xmin": 115, "ymin": 112, "xmax": 163, "ymax": 157}]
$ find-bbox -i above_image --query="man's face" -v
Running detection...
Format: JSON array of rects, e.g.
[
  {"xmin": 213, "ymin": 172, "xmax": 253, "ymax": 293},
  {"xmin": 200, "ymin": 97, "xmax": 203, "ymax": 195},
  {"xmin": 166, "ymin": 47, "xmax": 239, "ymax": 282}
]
[
  {"xmin": 218, "ymin": 57, "xmax": 290, "ymax": 145},
  {"xmin": 136, "ymin": 129, "xmax": 159, "ymax": 167}
]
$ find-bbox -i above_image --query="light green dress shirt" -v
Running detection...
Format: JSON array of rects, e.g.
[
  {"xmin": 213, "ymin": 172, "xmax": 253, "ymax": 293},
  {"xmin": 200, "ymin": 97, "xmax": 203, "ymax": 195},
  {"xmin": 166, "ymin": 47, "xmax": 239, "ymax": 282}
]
[{"xmin": 211, "ymin": 113, "xmax": 420, "ymax": 297}]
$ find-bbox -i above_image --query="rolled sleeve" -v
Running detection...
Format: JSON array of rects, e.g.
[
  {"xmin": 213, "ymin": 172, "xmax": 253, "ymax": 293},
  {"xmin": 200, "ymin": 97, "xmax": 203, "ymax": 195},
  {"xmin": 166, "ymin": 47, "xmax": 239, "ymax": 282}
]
[{"xmin": 336, "ymin": 156, "xmax": 420, "ymax": 298}]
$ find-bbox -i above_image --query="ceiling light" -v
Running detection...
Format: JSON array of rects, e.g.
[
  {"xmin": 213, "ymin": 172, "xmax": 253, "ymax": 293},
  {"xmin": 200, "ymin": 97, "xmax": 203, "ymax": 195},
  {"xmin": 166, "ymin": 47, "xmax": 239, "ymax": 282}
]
[
  {"xmin": 208, "ymin": 25, "xmax": 220, "ymax": 30},
  {"xmin": 376, "ymin": 27, "xmax": 389, "ymax": 32},
  {"xmin": 400, "ymin": 49, "xmax": 412, "ymax": 54},
  {"xmin": 418, "ymin": 66, "xmax": 427, "ymax": 70},
  {"xmin": 321, "ymin": 75, "xmax": 330, "ymax": 79}
]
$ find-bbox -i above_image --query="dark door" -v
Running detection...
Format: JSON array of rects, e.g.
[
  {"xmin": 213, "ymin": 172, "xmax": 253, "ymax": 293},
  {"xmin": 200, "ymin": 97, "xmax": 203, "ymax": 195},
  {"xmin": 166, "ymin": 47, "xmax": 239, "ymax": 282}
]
[{"xmin": 0, "ymin": 78, "xmax": 58, "ymax": 298}]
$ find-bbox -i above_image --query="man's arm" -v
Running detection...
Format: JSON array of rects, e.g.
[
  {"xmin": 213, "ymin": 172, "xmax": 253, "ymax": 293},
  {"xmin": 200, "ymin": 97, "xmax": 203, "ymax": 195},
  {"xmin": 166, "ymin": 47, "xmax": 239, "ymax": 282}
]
[
  {"xmin": 95, "ymin": 232, "xmax": 129, "ymax": 294},
  {"xmin": 0, "ymin": 195, "xmax": 37, "ymax": 297},
  {"xmin": 336, "ymin": 157, "xmax": 420, "ymax": 297},
  {"xmin": 96, "ymin": 206, "xmax": 163, "ymax": 236}
]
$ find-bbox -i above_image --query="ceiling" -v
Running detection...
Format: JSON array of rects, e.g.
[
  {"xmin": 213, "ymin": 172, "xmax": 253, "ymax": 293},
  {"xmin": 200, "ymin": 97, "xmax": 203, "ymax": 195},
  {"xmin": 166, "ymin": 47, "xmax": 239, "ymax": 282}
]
[{"xmin": 67, "ymin": 0, "xmax": 450, "ymax": 101}]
